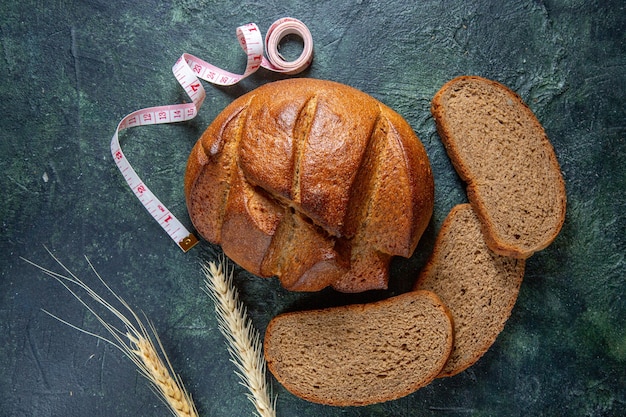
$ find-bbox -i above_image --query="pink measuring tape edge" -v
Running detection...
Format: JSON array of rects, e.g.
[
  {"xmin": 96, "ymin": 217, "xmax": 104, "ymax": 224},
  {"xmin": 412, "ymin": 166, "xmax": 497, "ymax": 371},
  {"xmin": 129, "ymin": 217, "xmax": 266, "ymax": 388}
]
[{"xmin": 110, "ymin": 17, "xmax": 313, "ymax": 252}]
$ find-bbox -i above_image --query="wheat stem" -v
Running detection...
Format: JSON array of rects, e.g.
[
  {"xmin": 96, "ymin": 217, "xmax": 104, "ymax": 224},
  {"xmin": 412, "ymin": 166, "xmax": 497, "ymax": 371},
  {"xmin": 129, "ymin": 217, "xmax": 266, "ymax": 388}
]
[
  {"xmin": 23, "ymin": 249, "xmax": 198, "ymax": 417},
  {"xmin": 202, "ymin": 258, "xmax": 276, "ymax": 417}
]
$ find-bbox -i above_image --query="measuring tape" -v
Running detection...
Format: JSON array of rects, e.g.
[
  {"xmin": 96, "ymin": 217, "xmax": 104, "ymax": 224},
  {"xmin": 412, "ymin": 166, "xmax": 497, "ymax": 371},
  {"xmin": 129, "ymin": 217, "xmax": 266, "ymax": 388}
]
[{"xmin": 110, "ymin": 17, "xmax": 314, "ymax": 252}]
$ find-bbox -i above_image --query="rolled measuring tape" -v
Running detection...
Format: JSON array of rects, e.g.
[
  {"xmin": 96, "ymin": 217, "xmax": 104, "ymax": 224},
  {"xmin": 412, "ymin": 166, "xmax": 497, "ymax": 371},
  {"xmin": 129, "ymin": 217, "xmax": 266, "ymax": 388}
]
[{"xmin": 110, "ymin": 17, "xmax": 314, "ymax": 252}]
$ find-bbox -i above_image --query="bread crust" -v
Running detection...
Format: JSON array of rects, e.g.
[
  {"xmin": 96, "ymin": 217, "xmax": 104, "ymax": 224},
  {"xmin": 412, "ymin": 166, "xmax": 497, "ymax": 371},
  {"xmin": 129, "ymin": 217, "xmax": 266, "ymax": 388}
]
[
  {"xmin": 431, "ymin": 75, "xmax": 566, "ymax": 259},
  {"xmin": 185, "ymin": 78, "xmax": 433, "ymax": 292}
]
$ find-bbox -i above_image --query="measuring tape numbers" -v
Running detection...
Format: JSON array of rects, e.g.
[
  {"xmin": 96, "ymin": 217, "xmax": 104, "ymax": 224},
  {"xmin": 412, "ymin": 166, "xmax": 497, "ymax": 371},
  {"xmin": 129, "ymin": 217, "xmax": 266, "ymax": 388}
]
[{"xmin": 110, "ymin": 17, "xmax": 314, "ymax": 252}]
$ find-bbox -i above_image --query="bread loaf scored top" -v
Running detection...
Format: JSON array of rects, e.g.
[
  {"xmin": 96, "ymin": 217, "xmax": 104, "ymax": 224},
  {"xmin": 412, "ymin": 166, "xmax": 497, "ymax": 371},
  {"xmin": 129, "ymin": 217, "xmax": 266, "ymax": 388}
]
[{"xmin": 185, "ymin": 79, "xmax": 434, "ymax": 292}]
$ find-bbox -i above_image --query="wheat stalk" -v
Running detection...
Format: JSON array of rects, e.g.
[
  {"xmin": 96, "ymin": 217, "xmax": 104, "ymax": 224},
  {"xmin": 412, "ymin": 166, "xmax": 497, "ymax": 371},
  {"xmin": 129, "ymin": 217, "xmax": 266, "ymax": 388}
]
[
  {"xmin": 202, "ymin": 257, "xmax": 276, "ymax": 417},
  {"xmin": 22, "ymin": 249, "xmax": 198, "ymax": 417}
]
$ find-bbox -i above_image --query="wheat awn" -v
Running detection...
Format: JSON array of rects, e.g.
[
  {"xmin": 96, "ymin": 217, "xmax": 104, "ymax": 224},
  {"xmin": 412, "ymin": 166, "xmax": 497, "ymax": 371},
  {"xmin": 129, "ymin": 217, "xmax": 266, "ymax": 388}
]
[
  {"xmin": 22, "ymin": 248, "xmax": 198, "ymax": 417},
  {"xmin": 202, "ymin": 257, "xmax": 276, "ymax": 417}
]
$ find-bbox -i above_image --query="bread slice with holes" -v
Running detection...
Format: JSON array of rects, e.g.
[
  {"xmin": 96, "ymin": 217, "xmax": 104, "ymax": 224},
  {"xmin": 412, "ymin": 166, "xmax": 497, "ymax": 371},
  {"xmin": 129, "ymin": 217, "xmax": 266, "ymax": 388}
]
[
  {"xmin": 263, "ymin": 290, "xmax": 453, "ymax": 406},
  {"xmin": 431, "ymin": 76, "xmax": 566, "ymax": 258},
  {"xmin": 414, "ymin": 204, "xmax": 525, "ymax": 377}
]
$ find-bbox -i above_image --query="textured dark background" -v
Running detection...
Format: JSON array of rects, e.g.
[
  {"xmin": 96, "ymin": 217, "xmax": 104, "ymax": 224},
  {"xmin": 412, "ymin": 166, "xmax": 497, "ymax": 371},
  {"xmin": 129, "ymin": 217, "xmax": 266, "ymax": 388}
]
[{"xmin": 1, "ymin": 1, "xmax": 625, "ymax": 416}]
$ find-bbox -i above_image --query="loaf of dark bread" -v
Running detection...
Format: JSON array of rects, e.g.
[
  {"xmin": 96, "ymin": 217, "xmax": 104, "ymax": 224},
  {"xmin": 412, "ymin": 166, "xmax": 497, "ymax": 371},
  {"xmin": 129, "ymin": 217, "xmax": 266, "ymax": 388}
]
[
  {"xmin": 263, "ymin": 290, "xmax": 453, "ymax": 406},
  {"xmin": 431, "ymin": 76, "xmax": 567, "ymax": 258},
  {"xmin": 185, "ymin": 78, "xmax": 434, "ymax": 292},
  {"xmin": 414, "ymin": 204, "xmax": 525, "ymax": 377}
]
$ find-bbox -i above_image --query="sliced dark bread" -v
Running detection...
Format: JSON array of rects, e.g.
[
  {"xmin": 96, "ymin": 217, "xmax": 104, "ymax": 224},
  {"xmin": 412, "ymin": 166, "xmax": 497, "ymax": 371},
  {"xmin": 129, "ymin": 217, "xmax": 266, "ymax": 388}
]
[
  {"xmin": 431, "ymin": 75, "xmax": 566, "ymax": 258},
  {"xmin": 264, "ymin": 290, "xmax": 453, "ymax": 406},
  {"xmin": 414, "ymin": 204, "xmax": 525, "ymax": 377}
]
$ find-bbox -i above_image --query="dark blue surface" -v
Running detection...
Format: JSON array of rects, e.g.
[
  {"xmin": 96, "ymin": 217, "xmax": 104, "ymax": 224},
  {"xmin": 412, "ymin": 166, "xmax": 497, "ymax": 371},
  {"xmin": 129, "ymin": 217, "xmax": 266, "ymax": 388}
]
[{"xmin": 1, "ymin": 1, "xmax": 624, "ymax": 416}]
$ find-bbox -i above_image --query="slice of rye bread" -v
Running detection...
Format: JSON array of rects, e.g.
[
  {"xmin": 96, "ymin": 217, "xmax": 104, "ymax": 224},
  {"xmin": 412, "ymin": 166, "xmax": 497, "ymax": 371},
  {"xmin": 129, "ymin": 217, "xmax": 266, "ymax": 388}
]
[
  {"xmin": 431, "ymin": 75, "xmax": 567, "ymax": 259},
  {"xmin": 264, "ymin": 290, "xmax": 453, "ymax": 406},
  {"xmin": 414, "ymin": 204, "xmax": 525, "ymax": 377}
]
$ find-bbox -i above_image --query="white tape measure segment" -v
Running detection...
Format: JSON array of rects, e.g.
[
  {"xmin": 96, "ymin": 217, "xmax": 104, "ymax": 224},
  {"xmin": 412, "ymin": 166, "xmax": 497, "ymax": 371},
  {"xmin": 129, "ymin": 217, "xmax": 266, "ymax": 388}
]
[{"xmin": 110, "ymin": 18, "xmax": 313, "ymax": 252}]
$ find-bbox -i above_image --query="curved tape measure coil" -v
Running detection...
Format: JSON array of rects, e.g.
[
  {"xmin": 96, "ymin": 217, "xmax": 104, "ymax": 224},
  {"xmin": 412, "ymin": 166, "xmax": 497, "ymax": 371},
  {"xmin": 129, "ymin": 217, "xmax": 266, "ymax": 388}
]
[{"xmin": 110, "ymin": 18, "xmax": 313, "ymax": 252}]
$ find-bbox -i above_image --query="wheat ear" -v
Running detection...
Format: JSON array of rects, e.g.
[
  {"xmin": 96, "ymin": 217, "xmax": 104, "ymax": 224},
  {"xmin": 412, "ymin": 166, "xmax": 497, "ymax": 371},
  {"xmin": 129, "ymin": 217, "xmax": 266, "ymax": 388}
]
[
  {"xmin": 202, "ymin": 258, "xmax": 276, "ymax": 417},
  {"xmin": 22, "ymin": 249, "xmax": 198, "ymax": 417}
]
